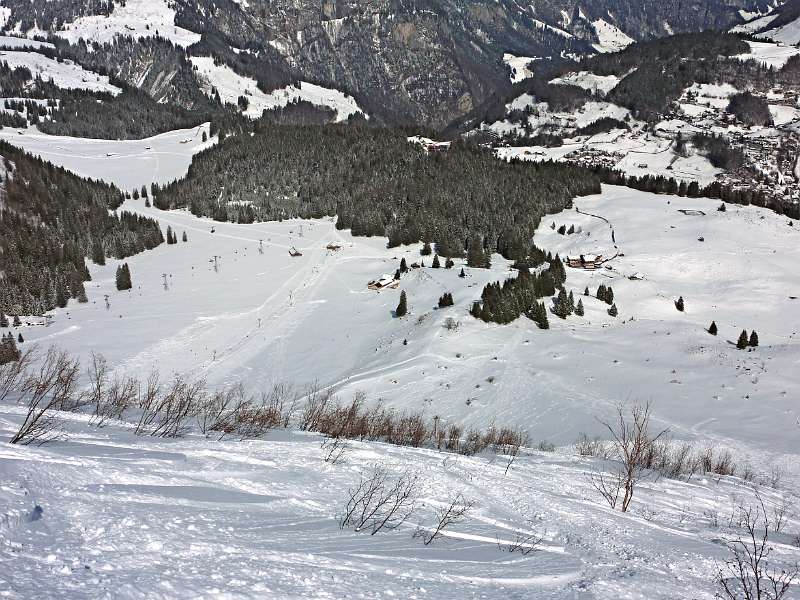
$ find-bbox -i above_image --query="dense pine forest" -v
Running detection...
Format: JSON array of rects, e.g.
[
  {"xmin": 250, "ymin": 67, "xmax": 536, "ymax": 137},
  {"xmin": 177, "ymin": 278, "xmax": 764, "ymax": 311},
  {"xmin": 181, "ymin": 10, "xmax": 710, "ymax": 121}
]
[
  {"xmin": 0, "ymin": 143, "xmax": 164, "ymax": 316},
  {"xmin": 154, "ymin": 124, "xmax": 600, "ymax": 262}
]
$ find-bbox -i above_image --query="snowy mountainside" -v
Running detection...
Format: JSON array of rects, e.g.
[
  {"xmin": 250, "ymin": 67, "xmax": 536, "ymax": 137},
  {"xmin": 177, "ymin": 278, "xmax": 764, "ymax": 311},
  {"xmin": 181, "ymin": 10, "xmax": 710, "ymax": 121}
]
[{"xmin": 0, "ymin": 0, "xmax": 775, "ymax": 128}]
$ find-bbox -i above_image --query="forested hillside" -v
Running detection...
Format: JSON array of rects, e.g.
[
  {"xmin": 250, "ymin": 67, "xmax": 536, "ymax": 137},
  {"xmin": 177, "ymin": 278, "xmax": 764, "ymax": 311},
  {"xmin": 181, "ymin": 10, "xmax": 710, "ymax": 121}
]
[
  {"xmin": 153, "ymin": 124, "xmax": 599, "ymax": 260},
  {"xmin": 0, "ymin": 143, "xmax": 164, "ymax": 316}
]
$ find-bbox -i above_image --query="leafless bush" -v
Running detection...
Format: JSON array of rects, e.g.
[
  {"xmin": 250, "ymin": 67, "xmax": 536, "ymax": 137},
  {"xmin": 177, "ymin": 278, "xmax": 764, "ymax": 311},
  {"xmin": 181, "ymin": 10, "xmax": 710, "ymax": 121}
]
[
  {"xmin": 10, "ymin": 347, "xmax": 80, "ymax": 445},
  {"xmin": 321, "ymin": 436, "xmax": 349, "ymax": 464},
  {"xmin": 340, "ymin": 467, "xmax": 418, "ymax": 535},
  {"xmin": 497, "ymin": 525, "xmax": 543, "ymax": 555},
  {"xmin": 717, "ymin": 495, "xmax": 799, "ymax": 600},
  {"xmin": 590, "ymin": 403, "xmax": 667, "ymax": 512},
  {"xmin": 417, "ymin": 493, "xmax": 474, "ymax": 545},
  {"xmin": 299, "ymin": 382, "xmax": 336, "ymax": 431},
  {"xmin": 575, "ymin": 433, "xmax": 610, "ymax": 458},
  {"xmin": 443, "ymin": 317, "xmax": 459, "ymax": 331},
  {"xmin": 0, "ymin": 346, "xmax": 36, "ymax": 404},
  {"xmin": 87, "ymin": 352, "xmax": 137, "ymax": 426},
  {"xmin": 135, "ymin": 373, "xmax": 204, "ymax": 438}
]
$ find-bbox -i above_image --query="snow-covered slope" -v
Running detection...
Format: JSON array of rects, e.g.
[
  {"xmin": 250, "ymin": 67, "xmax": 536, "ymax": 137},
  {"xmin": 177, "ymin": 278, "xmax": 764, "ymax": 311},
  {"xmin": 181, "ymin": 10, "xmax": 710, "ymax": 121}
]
[
  {"xmin": 54, "ymin": 0, "xmax": 201, "ymax": 48},
  {"xmin": 189, "ymin": 56, "xmax": 365, "ymax": 122},
  {"xmin": 1, "ymin": 407, "xmax": 798, "ymax": 599},
  {"xmin": 0, "ymin": 124, "xmax": 216, "ymax": 191},
  {"xmin": 0, "ymin": 49, "xmax": 120, "ymax": 94},
  {"xmin": 6, "ymin": 177, "xmax": 799, "ymax": 466},
  {"xmin": 591, "ymin": 19, "xmax": 634, "ymax": 53}
]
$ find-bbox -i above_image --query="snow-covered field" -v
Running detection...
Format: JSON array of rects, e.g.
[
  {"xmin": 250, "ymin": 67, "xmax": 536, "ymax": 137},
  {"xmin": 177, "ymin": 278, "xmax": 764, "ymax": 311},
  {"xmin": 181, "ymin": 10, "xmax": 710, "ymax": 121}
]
[
  {"xmin": 0, "ymin": 124, "xmax": 215, "ymax": 191},
  {"xmin": 2, "ymin": 133, "xmax": 800, "ymax": 597},
  {"xmin": 190, "ymin": 56, "xmax": 365, "ymax": 122}
]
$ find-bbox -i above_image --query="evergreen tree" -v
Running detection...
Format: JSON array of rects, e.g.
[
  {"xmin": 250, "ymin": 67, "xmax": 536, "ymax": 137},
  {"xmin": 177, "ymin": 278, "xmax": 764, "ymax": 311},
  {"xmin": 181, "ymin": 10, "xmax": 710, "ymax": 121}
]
[
  {"xmin": 17, "ymin": 333, "xmax": 23, "ymax": 343},
  {"xmin": 12, "ymin": 315, "xmax": 21, "ymax": 327},
  {"xmin": 607, "ymin": 303, "xmax": 618, "ymax": 317},
  {"xmin": 554, "ymin": 288, "xmax": 572, "ymax": 319},
  {"xmin": 597, "ymin": 284, "xmax": 607, "ymax": 303},
  {"xmin": 445, "ymin": 258, "xmax": 454, "ymax": 269},
  {"xmin": 584, "ymin": 286, "xmax": 590, "ymax": 296},
  {"xmin": 0, "ymin": 334, "xmax": 20, "ymax": 365},
  {"xmin": 116, "ymin": 263, "xmax": 132, "ymax": 291},
  {"xmin": 575, "ymin": 298, "xmax": 584, "ymax": 316},
  {"xmin": 432, "ymin": 254, "xmax": 441, "ymax": 268},
  {"xmin": 394, "ymin": 269, "xmax": 401, "ymax": 280},
  {"xmin": 459, "ymin": 268, "xmax": 466, "ymax": 278},
  {"xmin": 708, "ymin": 320, "xmax": 717, "ymax": 335},
  {"xmin": 182, "ymin": 231, "xmax": 188, "ymax": 242},
  {"xmin": 737, "ymin": 329, "xmax": 749, "ymax": 349},
  {"xmin": 675, "ymin": 296, "xmax": 685, "ymax": 312},
  {"xmin": 749, "ymin": 330, "xmax": 759, "ymax": 347},
  {"xmin": 395, "ymin": 291, "xmax": 408, "ymax": 317},
  {"xmin": 77, "ymin": 285, "xmax": 88, "ymax": 303},
  {"xmin": 438, "ymin": 293, "xmax": 454, "ymax": 308},
  {"xmin": 568, "ymin": 290, "xmax": 575, "ymax": 312},
  {"xmin": 0, "ymin": 313, "xmax": 7, "ymax": 328},
  {"xmin": 91, "ymin": 238, "xmax": 106, "ymax": 265},
  {"xmin": 421, "ymin": 242, "xmax": 432, "ymax": 256},
  {"xmin": 400, "ymin": 258, "xmax": 408, "ymax": 273},
  {"xmin": 467, "ymin": 236, "xmax": 490, "ymax": 269},
  {"xmin": 605, "ymin": 286, "xmax": 614, "ymax": 305}
]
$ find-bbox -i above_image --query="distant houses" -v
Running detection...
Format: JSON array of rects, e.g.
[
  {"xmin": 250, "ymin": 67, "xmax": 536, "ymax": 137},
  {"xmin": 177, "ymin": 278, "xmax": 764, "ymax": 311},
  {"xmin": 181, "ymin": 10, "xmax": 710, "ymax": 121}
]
[{"xmin": 566, "ymin": 254, "xmax": 603, "ymax": 270}]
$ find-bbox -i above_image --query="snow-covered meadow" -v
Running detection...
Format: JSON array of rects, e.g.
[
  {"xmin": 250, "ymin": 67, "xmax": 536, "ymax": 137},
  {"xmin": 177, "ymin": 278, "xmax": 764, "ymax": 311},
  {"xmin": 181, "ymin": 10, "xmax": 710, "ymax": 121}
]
[{"xmin": 2, "ymin": 129, "xmax": 800, "ymax": 598}]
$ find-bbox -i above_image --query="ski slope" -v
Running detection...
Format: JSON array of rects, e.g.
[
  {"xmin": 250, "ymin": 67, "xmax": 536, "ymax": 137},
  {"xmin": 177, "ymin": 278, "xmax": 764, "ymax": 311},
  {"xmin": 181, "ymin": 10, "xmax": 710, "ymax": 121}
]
[
  {"xmin": 8, "ymin": 182, "xmax": 800, "ymax": 465},
  {"xmin": 1, "ymin": 406, "xmax": 798, "ymax": 600},
  {"xmin": 2, "ymin": 141, "xmax": 800, "ymax": 597}
]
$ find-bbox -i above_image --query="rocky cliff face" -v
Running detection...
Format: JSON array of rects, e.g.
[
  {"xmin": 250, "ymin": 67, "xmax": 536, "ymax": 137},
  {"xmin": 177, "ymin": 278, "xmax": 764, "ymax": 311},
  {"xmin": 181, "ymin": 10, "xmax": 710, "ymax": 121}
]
[{"xmin": 0, "ymin": 0, "xmax": 772, "ymax": 128}]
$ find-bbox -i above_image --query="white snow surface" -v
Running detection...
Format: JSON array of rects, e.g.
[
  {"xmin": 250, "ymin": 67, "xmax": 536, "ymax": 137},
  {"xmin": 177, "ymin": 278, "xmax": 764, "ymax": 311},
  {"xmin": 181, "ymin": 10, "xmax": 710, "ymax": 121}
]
[
  {"xmin": 54, "ymin": 0, "xmax": 201, "ymax": 48},
  {"xmin": 757, "ymin": 15, "xmax": 800, "ymax": 45},
  {"xmin": 503, "ymin": 53, "xmax": 535, "ymax": 83},
  {"xmin": 0, "ymin": 35, "xmax": 54, "ymax": 50},
  {"xmin": 549, "ymin": 71, "xmax": 621, "ymax": 95},
  {"xmin": 0, "ymin": 50, "xmax": 120, "ymax": 94},
  {"xmin": 1, "ymin": 181, "xmax": 800, "ymax": 598},
  {"xmin": 0, "ymin": 124, "xmax": 216, "ymax": 191},
  {"xmin": 190, "ymin": 56, "xmax": 365, "ymax": 122},
  {"xmin": 591, "ymin": 19, "xmax": 634, "ymax": 53},
  {"xmin": 735, "ymin": 41, "xmax": 800, "ymax": 69}
]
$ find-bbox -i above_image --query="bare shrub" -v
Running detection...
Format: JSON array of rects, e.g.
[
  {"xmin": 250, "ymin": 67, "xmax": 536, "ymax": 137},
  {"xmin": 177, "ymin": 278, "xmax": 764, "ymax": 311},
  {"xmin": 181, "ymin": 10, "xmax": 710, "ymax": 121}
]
[
  {"xmin": 87, "ymin": 353, "xmax": 137, "ymax": 426},
  {"xmin": 340, "ymin": 467, "xmax": 418, "ymax": 535},
  {"xmin": 717, "ymin": 495, "xmax": 799, "ymax": 600},
  {"xmin": 135, "ymin": 373, "xmax": 204, "ymax": 438},
  {"xmin": 497, "ymin": 524, "xmax": 543, "ymax": 555},
  {"xmin": 10, "ymin": 347, "xmax": 80, "ymax": 445},
  {"xmin": 590, "ymin": 402, "xmax": 667, "ymax": 512},
  {"xmin": 321, "ymin": 436, "xmax": 349, "ymax": 464},
  {"xmin": 417, "ymin": 493, "xmax": 474, "ymax": 545},
  {"xmin": 0, "ymin": 346, "xmax": 36, "ymax": 404}
]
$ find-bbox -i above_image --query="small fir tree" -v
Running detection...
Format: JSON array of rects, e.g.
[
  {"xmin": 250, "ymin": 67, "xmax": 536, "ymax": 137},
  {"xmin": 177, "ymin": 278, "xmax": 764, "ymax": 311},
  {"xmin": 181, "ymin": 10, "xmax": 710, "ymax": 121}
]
[
  {"xmin": 575, "ymin": 298, "xmax": 584, "ymax": 316},
  {"xmin": 607, "ymin": 303, "xmax": 618, "ymax": 317},
  {"xmin": 432, "ymin": 254, "xmax": 441, "ymax": 268},
  {"xmin": 395, "ymin": 291, "xmax": 408, "ymax": 317},
  {"xmin": 737, "ymin": 329, "xmax": 749, "ymax": 349},
  {"xmin": 749, "ymin": 330, "xmax": 759, "ymax": 347},
  {"xmin": 708, "ymin": 320, "xmax": 718, "ymax": 335},
  {"xmin": 675, "ymin": 296, "xmax": 685, "ymax": 312}
]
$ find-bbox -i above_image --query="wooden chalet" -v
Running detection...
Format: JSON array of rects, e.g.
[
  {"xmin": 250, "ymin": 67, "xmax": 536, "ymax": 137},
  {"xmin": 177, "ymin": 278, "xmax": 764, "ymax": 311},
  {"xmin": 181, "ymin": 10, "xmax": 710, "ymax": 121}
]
[{"xmin": 566, "ymin": 254, "xmax": 603, "ymax": 270}]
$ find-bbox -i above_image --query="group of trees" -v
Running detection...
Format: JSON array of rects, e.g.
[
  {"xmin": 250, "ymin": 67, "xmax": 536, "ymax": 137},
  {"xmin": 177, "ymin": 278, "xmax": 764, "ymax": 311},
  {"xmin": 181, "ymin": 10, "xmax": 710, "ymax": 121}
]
[
  {"xmin": 0, "ymin": 332, "xmax": 21, "ymax": 365},
  {"xmin": 469, "ymin": 255, "xmax": 565, "ymax": 327},
  {"xmin": 0, "ymin": 143, "xmax": 163, "ymax": 316},
  {"xmin": 153, "ymin": 124, "xmax": 600, "ymax": 263},
  {"xmin": 737, "ymin": 329, "xmax": 759, "ymax": 350}
]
